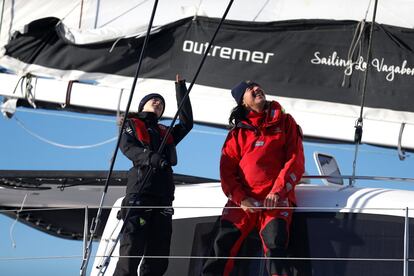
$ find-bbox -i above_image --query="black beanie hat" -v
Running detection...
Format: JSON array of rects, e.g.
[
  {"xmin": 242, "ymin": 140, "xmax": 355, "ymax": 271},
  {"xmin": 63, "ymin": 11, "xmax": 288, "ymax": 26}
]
[
  {"xmin": 138, "ymin": 93, "xmax": 165, "ymax": 117},
  {"xmin": 231, "ymin": 81, "xmax": 259, "ymax": 105}
]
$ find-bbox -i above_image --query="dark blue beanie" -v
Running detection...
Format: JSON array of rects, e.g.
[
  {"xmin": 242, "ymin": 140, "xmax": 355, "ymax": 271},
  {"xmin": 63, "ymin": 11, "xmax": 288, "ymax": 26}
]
[
  {"xmin": 138, "ymin": 93, "xmax": 165, "ymax": 117},
  {"xmin": 231, "ymin": 81, "xmax": 259, "ymax": 104}
]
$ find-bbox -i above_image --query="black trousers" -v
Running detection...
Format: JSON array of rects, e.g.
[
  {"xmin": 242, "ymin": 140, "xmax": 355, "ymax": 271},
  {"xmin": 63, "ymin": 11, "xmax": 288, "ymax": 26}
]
[
  {"xmin": 203, "ymin": 217, "xmax": 291, "ymax": 276},
  {"xmin": 114, "ymin": 197, "xmax": 173, "ymax": 276}
]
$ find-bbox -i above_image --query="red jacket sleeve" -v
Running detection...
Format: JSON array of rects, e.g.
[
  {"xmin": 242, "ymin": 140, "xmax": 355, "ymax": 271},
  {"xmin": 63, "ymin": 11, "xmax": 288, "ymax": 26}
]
[
  {"xmin": 219, "ymin": 130, "xmax": 247, "ymax": 205},
  {"xmin": 271, "ymin": 114, "xmax": 305, "ymax": 198}
]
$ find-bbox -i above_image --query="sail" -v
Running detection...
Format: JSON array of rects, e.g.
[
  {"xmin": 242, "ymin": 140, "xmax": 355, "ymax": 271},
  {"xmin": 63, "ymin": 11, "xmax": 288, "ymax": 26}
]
[{"xmin": 0, "ymin": 0, "xmax": 413, "ymax": 150}]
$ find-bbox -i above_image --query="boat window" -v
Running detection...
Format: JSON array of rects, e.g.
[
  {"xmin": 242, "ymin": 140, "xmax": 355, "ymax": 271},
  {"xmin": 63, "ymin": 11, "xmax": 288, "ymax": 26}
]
[{"xmin": 313, "ymin": 152, "xmax": 343, "ymax": 185}]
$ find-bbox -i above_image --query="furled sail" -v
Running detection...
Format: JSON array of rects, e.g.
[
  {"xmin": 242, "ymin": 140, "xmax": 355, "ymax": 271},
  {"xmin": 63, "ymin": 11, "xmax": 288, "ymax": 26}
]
[{"xmin": 0, "ymin": 0, "xmax": 413, "ymax": 151}]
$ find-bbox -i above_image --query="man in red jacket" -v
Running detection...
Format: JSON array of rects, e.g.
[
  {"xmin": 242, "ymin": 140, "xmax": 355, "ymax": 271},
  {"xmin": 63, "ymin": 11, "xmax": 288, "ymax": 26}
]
[{"xmin": 203, "ymin": 81, "xmax": 305, "ymax": 276}]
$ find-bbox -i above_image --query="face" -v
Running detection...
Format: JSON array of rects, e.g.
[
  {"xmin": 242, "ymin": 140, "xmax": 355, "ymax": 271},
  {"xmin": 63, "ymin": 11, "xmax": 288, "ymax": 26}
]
[
  {"xmin": 142, "ymin": 97, "xmax": 164, "ymax": 118},
  {"xmin": 242, "ymin": 84, "xmax": 266, "ymax": 112}
]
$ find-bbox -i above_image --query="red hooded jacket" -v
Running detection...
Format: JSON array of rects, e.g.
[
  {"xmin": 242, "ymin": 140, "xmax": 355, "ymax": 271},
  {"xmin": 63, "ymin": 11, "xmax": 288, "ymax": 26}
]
[{"xmin": 220, "ymin": 101, "xmax": 305, "ymax": 206}]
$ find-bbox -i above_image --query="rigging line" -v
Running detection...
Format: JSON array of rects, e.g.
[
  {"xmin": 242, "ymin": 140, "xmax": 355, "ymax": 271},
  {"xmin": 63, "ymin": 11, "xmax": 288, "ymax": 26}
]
[
  {"xmin": 358, "ymin": 0, "xmax": 378, "ymax": 122},
  {"xmin": 252, "ymin": 0, "xmax": 270, "ymax": 22},
  {"xmin": 0, "ymin": 255, "xmax": 408, "ymax": 262},
  {"xmin": 78, "ymin": 0, "xmax": 84, "ymax": 29},
  {"xmin": 1, "ymin": 106, "xmax": 404, "ymax": 157},
  {"xmin": 99, "ymin": 1, "xmax": 236, "ymax": 270},
  {"xmin": 0, "ymin": 0, "xmax": 5, "ymax": 41},
  {"xmin": 398, "ymin": 122, "xmax": 408, "ymax": 160},
  {"xmin": 96, "ymin": 5, "xmax": 235, "ymax": 270},
  {"xmin": 364, "ymin": 0, "xmax": 373, "ymax": 20},
  {"xmin": 100, "ymin": 0, "xmax": 151, "ymax": 28},
  {"xmin": 80, "ymin": 1, "xmax": 161, "ymax": 275},
  {"xmin": 0, "ymin": 205, "xmax": 412, "ymax": 214},
  {"xmin": 94, "ymin": 0, "xmax": 101, "ymax": 28},
  {"xmin": 1, "ymin": 105, "xmax": 400, "ymax": 156},
  {"xmin": 59, "ymin": 2, "xmax": 82, "ymax": 25},
  {"xmin": 343, "ymin": 0, "xmax": 371, "ymax": 87},
  {"xmin": 24, "ymin": 74, "xmax": 36, "ymax": 108},
  {"xmin": 14, "ymin": 116, "xmax": 117, "ymax": 149},
  {"xmin": 94, "ymin": 255, "xmax": 409, "ymax": 262},
  {"xmin": 158, "ymin": 0, "xmax": 234, "ymax": 156},
  {"xmin": 351, "ymin": 0, "xmax": 379, "ymax": 186},
  {"xmin": 2, "ymin": 107, "xmax": 116, "ymax": 123},
  {"xmin": 0, "ymin": 255, "xmax": 83, "ymax": 261},
  {"xmin": 9, "ymin": 193, "xmax": 28, "ymax": 249},
  {"xmin": 11, "ymin": 75, "xmax": 25, "ymax": 95},
  {"xmin": 342, "ymin": 21, "xmax": 364, "ymax": 87},
  {"xmin": 305, "ymin": 142, "xmax": 399, "ymax": 156}
]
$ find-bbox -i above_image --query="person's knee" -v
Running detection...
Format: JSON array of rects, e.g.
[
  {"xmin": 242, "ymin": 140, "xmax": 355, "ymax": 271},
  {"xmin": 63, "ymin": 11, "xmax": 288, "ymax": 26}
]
[
  {"xmin": 261, "ymin": 218, "xmax": 289, "ymax": 251},
  {"xmin": 214, "ymin": 220, "xmax": 241, "ymax": 254},
  {"xmin": 140, "ymin": 258, "xmax": 169, "ymax": 276}
]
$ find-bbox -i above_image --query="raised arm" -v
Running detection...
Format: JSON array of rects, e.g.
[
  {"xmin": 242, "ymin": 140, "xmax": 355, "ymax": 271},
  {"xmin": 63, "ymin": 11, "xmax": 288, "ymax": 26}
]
[{"xmin": 172, "ymin": 74, "xmax": 193, "ymax": 145}]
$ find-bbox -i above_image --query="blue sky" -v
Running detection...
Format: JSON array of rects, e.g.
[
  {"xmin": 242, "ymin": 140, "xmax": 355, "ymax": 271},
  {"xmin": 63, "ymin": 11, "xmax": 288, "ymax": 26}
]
[{"xmin": 0, "ymin": 99, "xmax": 413, "ymax": 275}]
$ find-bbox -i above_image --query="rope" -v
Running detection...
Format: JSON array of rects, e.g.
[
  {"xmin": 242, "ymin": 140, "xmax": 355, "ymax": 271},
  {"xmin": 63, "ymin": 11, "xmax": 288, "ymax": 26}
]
[
  {"xmin": 13, "ymin": 116, "xmax": 117, "ymax": 149},
  {"xmin": 9, "ymin": 193, "xmax": 28, "ymax": 248},
  {"xmin": 342, "ymin": 0, "xmax": 372, "ymax": 87}
]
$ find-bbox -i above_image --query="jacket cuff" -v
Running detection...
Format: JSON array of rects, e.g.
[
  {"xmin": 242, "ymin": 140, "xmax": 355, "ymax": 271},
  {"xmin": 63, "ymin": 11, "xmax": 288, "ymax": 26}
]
[{"xmin": 271, "ymin": 178, "xmax": 288, "ymax": 198}]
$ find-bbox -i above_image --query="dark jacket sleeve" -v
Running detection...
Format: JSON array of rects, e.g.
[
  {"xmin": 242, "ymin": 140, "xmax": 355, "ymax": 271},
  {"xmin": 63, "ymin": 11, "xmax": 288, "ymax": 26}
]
[
  {"xmin": 119, "ymin": 119, "xmax": 152, "ymax": 166},
  {"xmin": 171, "ymin": 79, "xmax": 193, "ymax": 145}
]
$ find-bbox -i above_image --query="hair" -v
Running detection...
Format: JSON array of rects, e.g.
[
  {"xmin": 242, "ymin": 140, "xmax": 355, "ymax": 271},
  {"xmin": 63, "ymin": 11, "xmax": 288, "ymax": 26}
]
[
  {"xmin": 228, "ymin": 101, "xmax": 271, "ymax": 128},
  {"xmin": 228, "ymin": 105, "xmax": 248, "ymax": 128}
]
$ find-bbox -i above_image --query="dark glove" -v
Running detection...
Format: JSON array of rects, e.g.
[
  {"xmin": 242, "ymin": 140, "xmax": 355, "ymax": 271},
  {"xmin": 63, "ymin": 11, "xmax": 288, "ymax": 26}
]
[{"xmin": 150, "ymin": 152, "xmax": 169, "ymax": 169}]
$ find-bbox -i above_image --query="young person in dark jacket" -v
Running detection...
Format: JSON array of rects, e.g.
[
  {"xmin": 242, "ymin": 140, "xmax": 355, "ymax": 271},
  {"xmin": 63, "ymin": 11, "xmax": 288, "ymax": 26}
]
[
  {"xmin": 114, "ymin": 75, "xmax": 193, "ymax": 276},
  {"xmin": 203, "ymin": 81, "xmax": 304, "ymax": 276}
]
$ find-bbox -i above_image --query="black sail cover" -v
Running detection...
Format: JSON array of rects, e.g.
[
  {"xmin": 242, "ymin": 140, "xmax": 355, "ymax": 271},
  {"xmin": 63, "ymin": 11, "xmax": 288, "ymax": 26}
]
[{"xmin": 2, "ymin": 16, "xmax": 414, "ymax": 148}]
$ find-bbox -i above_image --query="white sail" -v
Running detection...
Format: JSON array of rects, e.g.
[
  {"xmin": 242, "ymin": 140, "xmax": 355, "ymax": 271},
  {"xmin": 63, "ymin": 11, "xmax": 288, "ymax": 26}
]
[{"xmin": 1, "ymin": 0, "xmax": 413, "ymax": 151}]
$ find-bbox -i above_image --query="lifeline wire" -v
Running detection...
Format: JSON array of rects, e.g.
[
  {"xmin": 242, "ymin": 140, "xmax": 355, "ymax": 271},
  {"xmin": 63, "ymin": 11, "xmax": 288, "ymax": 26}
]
[
  {"xmin": 79, "ymin": 1, "xmax": 160, "ymax": 275},
  {"xmin": 1, "ymin": 104, "xmax": 399, "ymax": 156},
  {"xmin": 14, "ymin": 116, "xmax": 117, "ymax": 149}
]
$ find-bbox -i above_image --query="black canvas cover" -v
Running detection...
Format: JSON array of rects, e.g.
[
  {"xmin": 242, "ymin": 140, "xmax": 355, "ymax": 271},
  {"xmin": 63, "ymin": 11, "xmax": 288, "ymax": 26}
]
[{"xmin": 4, "ymin": 16, "xmax": 414, "ymax": 113}]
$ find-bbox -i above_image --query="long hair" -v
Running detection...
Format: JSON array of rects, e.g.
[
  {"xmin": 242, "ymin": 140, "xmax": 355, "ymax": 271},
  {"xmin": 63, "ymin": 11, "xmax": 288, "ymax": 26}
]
[
  {"xmin": 228, "ymin": 105, "xmax": 248, "ymax": 128},
  {"xmin": 228, "ymin": 101, "xmax": 271, "ymax": 128}
]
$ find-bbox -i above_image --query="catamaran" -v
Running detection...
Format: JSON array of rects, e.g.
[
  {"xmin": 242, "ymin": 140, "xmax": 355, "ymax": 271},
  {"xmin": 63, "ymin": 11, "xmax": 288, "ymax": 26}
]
[{"xmin": 0, "ymin": 1, "xmax": 414, "ymax": 275}]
